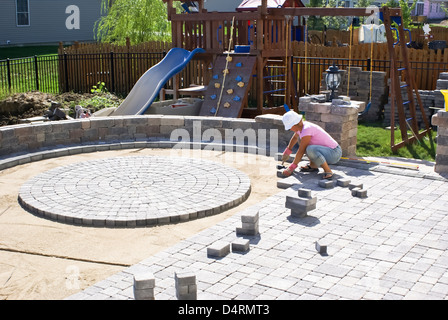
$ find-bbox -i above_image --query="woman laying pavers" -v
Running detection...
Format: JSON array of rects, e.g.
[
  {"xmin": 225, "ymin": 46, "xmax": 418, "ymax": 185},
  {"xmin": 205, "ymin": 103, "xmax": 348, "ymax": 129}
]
[{"xmin": 281, "ymin": 110, "xmax": 342, "ymax": 179}]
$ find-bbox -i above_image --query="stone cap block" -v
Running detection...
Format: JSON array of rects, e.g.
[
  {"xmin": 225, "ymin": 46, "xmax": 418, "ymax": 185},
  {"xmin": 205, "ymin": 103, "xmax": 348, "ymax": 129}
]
[
  {"xmin": 330, "ymin": 104, "xmax": 359, "ymax": 116},
  {"xmin": 254, "ymin": 114, "xmax": 284, "ymax": 127},
  {"xmin": 432, "ymin": 110, "xmax": 448, "ymax": 127}
]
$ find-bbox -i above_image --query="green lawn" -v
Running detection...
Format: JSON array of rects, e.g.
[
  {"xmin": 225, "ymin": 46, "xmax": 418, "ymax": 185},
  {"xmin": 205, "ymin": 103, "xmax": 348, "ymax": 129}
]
[
  {"xmin": 0, "ymin": 46, "xmax": 59, "ymax": 60},
  {"xmin": 357, "ymin": 121, "xmax": 436, "ymax": 161}
]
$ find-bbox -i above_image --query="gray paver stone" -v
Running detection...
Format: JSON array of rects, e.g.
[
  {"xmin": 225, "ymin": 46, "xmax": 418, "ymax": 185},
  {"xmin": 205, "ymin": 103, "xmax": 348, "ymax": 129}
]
[
  {"xmin": 277, "ymin": 170, "xmax": 285, "ymax": 178},
  {"xmin": 298, "ymin": 188, "xmax": 312, "ymax": 198},
  {"xmin": 207, "ymin": 241, "xmax": 230, "ymax": 257},
  {"xmin": 319, "ymin": 179, "xmax": 336, "ymax": 188},
  {"xmin": 290, "ymin": 203, "xmax": 316, "ymax": 218},
  {"xmin": 354, "ymin": 189, "xmax": 368, "ymax": 198},
  {"xmin": 133, "ymin": 271, "xmax": 155, "ymax": 290},
  {"xmin": 285, "ymin": 195, "xmax": 317, "ymax": 208},
  {"xmin": 175, "ymin": 271, "xmax": 197, "ymax": 300},
  {"xmin": 232, "ymin": 238, "xmax": 250, "ymax": 252},
  {"xmin": 348, "ymin": 182, "xmax": 363, "ymax": 190},
  {"xmin": 241, "ymin": 211, "xmax": 259, "ymax": 224},
  {"xmin": 315, "ymin": 241, "xmax": 328, "ymax": 255},
  {"xmin": 236, "ymin": 227, "xmax": 259, "ymax": 236},
  {"xmin": 337, "ymin": 178, "xmax": 351, "ymax": 187}
]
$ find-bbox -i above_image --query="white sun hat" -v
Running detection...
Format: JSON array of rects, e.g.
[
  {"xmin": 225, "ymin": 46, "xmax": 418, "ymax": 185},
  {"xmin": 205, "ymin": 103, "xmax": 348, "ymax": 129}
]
[{"xmin": 282, "ymin": 111, "xmax": 303, "ymax": 130}]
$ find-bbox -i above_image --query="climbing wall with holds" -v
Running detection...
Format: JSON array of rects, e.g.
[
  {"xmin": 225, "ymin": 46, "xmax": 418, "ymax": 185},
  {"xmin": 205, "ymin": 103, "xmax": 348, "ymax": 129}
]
[{"xmin": 199, "ymin": 54, "xmax": 256, "ymax": 118}]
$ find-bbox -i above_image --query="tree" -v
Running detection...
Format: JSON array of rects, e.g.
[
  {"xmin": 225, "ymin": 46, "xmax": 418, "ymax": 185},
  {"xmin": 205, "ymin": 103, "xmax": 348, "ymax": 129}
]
[
  {"xmin": 355, "ymin": 0, "xmax": 373, "ymax": 24},
  {"xmin": 94, "ymin": 0, "xmax": 172, "ymax": 44},
  {"xmin": 306, "ymin": 0, "xmax": 325, "ymax": 30},
  {"xmin": 382, "ymin": 0, "xmax": 417, "ymax": 28}
]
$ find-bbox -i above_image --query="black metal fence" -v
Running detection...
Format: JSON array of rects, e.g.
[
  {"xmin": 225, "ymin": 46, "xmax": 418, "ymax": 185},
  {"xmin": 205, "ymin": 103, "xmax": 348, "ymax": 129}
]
[
  {"xmin": 0, "ymin": 55, "xmax": 60, "ymax": 99},
  {"xmin": 59, "ymin": 52, "xmax": 166, "ymax": 96},
  {"xmin": 1, "ymin": 52, "xmax": 447, "ymax": 101},
  {"xmin": 0, "ymin": 52, "xmax": 166, "ymax": 99}
]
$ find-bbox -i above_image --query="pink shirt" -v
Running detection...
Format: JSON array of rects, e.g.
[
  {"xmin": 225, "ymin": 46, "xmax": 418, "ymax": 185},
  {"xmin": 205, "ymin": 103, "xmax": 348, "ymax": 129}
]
[{"xmin": 296, "ymin": 121, "xmax": 339, "ymax": 149}]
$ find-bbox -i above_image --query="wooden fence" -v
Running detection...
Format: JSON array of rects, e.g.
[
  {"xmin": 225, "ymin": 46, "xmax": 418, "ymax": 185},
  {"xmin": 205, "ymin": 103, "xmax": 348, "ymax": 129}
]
[
  {"xmin": 307, "ymin": 25, "xmax": 448, "ymax": 46},
  {"xmin": 291, "ymin": 41, "xmax": 448, "ymax": 96}
]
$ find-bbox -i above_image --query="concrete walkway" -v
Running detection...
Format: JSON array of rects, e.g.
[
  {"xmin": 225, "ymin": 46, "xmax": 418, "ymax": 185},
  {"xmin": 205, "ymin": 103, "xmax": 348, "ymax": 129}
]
[{"xmin": 66, "ymin": 158, "xmax": 448, "ymax": 300}]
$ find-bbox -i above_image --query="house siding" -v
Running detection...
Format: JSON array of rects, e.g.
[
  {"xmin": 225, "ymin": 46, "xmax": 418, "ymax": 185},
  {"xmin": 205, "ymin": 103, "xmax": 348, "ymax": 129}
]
[
  {"xmin": 424, "ymin": 0, "xmax": 447, "ymax": 20},
  {"xmin": 0, "ymin": 0, "xmax": 103, "ymax": 46}
]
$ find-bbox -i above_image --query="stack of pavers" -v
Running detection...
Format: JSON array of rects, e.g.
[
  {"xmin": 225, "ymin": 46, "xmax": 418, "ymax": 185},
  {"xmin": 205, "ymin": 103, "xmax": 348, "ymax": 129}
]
[
  {"xmin": 383, "ymin": 81, "xmax": 433, "ymax": 129},
  {"xmin": 383, "ymin": 72, "xmax": 448, "ymax": 129},
  {"xmin": 175, "ymin": 271, "xmax": 197, "ymax": 300},
  {"xmin": 285, "ymin": 188, "xmax": 317, "ymax": 218},
  {"xmin": 236, "ymin": 210, "xmax": 259, "ymax": 236},
  {"xmin": 133, "ymin": 271, "xmax": 156, "ymax": 300},
  {"xmin": 323, "ymin": 67, "xmax": 388, "ymax": 122},
  {"xmin": 432, "ymin": 109, "xmax": 448, "ymax": 173}
]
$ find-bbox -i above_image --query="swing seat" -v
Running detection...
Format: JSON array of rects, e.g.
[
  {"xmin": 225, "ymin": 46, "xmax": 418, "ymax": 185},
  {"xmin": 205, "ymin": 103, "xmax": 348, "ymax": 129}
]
[{"xmin": 358, "ymin": 102, "xmax": 371, "ymax": 116}]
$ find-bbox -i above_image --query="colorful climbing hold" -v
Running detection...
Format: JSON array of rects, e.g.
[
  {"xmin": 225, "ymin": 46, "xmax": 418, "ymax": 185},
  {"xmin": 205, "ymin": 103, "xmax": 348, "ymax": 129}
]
[
  {"xmin": 224, "ymin": 102, "xmax": 231, "ymax": 108},
  {"xmin": 226, "ymin": 56, "xmax": 233, "ymax": 62},
  {"xmin": 214, "ymin": 83, "xmax": 221, "ymax": 89},
  {"xmin": 233, "ymin": 96, "xmax": 241, "ymax": 102},
  {"xmin": 210, "ymin": 107, "xmax": 217, "ymax": 114},
  {"xmin": 237, "ymin": 81, "xmax": 245, "ymax": 88},
  {"xmin": 235, "ymin": 75, "xmax": 242, "ymax": 82},
  {"xmin": 210, "ymin": 94, "xmax": 217, "ymax": 100},
  {"xmin": 227, "ymin": 89, "xmax": 234, "ymax": 94},
  {"xmin": 236, "ymin": 62, "xmax": 242, "ymax": 67},
  {"xmin": 213, "ymin": 74, "xmax": 219, "ymax": 80}
]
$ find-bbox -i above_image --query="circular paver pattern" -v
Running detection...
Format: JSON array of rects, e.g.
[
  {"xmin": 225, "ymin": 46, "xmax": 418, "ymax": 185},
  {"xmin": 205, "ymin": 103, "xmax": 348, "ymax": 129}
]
[{"xmin": 18, "ymin": 156, "xmax": 251, "ymax": 227}]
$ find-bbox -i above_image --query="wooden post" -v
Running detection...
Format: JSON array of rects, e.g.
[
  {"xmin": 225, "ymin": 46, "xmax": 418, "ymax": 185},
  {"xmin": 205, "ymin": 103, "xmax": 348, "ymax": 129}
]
[
  {"xmin": 261, "ymin": 0, "xmax": 267, "ymax": 16},
  {"xmin": 257, "ymin": 56, "xmax": 265, "ymax": 113}
]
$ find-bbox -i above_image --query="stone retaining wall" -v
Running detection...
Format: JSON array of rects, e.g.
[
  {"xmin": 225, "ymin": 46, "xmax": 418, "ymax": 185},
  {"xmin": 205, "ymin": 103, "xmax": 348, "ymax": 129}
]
[{"xmin": 0, "ymin": 115, "xmax": 293, "ymax": 164}]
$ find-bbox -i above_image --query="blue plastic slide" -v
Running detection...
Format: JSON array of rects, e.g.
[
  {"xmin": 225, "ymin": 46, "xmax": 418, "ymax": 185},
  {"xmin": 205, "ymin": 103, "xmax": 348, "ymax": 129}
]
[{"xmin": 112, "ymin": 47, "xmax": 205, "ymax": 116}]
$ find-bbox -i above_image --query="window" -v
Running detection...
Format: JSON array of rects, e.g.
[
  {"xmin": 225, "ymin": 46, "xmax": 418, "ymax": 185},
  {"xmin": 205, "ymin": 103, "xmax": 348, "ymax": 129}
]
[
  {"xmin": 16, "ymin": 0, "xmax": 30, "ymax": 26},
  {"xmin": 415, "ymin": 2, "xmax": 424, "ymax": 16}
]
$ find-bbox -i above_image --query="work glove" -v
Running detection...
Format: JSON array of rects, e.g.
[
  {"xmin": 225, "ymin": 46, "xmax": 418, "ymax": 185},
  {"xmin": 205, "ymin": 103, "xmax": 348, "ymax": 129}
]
[
  {"xmin": 282, "ymin": 148, "xmax": 292, "ymax": 163},
  {"xmin": 282, "ymin": 163, "xmax": 297, "ymax": 177}
]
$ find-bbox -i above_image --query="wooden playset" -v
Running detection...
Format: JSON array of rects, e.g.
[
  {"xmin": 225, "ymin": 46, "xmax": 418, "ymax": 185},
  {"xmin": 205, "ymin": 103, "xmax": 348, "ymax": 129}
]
[{"xmin": 163, "ymin": 1, "xmax": 431, "ymax": 150}]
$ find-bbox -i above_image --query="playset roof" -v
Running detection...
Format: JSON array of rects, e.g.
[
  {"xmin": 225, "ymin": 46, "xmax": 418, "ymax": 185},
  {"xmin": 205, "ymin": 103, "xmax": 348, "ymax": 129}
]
[{"xmin": 236, "ymin": 0, "xmax": 304, "ymax": 11}]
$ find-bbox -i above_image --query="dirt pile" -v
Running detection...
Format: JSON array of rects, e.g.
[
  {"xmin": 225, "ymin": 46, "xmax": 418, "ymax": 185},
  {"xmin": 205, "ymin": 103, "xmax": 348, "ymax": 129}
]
[
  {"xmin": 0, "ymin": 91, "xmax": 115, "ymax": 126},
  {"xmin": 0, "ymin": 92, "xmax": 54, "ymax": 126}
]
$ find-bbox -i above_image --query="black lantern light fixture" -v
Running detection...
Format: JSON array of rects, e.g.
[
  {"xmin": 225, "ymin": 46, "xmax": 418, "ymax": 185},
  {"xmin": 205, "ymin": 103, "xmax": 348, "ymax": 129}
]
[{"xmin": 325, "ymin": 62, "xmax": 341, "ymax": 101}]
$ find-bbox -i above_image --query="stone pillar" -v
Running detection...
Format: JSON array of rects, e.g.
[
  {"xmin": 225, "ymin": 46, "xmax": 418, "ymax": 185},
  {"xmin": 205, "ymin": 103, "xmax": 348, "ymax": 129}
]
[
  {"xmin": 432, "ymin": 110, "xmax": 448, "ymax": 173},
  {"xmin": 299, "ymin": 96, "xmax": 365, "ymax": 157}
]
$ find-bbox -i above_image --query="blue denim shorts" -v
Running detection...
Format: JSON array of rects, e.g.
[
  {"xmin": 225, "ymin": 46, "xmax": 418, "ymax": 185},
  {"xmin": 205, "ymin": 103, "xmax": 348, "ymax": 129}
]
[{"xmin": 306, "ymin": 145, "xmax": 342, "ymax": 167}]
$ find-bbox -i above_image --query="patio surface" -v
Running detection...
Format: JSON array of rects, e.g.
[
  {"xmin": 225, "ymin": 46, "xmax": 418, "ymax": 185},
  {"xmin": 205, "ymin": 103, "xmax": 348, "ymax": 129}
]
[{"xmin": 57, "ymin": 151, "xmax": 448, "ymax": 300}]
